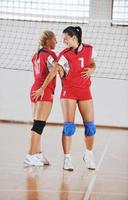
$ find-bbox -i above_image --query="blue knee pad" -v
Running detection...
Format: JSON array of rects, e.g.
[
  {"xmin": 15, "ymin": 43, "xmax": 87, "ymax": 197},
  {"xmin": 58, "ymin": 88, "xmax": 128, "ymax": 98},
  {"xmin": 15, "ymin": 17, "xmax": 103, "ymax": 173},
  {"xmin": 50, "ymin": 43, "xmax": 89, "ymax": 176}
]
[
  {"xmin": 84, "ymin": 121, "xmax": 96, "ymax": 136},
  {"xmin": 63, "ymin": 122, "xmax": 76, "ymax": 136}
]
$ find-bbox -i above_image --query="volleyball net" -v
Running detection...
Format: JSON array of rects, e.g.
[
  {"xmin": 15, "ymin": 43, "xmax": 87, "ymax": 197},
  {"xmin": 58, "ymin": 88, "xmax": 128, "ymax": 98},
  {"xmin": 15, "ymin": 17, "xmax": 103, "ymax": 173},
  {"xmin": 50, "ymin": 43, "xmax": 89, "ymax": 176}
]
[{"xmin": 0, "ymin": 0, "xmax": 128, "ymax": 80}]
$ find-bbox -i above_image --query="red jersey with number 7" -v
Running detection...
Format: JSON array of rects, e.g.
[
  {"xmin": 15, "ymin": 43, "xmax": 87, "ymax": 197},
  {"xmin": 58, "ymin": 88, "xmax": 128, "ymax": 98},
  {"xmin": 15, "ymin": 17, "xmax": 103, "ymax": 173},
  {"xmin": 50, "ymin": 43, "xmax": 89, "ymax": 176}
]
[{"xmin": 58, "ymin": 44, "xmax": 95, "ymax": 89}]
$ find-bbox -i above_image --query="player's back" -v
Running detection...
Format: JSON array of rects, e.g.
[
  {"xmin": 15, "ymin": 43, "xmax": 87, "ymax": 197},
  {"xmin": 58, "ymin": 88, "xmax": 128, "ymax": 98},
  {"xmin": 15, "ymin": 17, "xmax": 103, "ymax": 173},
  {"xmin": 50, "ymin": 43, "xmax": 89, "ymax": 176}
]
[
  {"xmin": 31, "ymin": 48, "xmax": 57, "ymax": 91},
  {"xmin": 32, "ymin": 50, "xmax": 50, "ymax": 83}
]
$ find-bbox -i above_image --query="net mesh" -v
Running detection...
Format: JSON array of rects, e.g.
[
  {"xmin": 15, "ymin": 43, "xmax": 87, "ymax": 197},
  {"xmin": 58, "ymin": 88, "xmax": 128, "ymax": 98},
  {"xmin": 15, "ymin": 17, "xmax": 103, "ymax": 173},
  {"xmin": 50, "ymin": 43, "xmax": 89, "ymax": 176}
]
[{"xmin": 0, "ymin": 0, "xmax": 128, "ymax": 80}]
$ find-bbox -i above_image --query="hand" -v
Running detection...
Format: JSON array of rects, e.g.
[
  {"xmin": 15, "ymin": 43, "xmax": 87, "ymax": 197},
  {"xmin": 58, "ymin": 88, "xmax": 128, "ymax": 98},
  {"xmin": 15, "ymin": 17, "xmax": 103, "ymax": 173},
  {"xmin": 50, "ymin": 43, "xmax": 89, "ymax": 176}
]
[
  {"xmin": 31, "ymin": 87, "xmax": 44, "ymax": 102},
  {"xmin": 81, "ymin": 68, "xmax": 94, "ymax": 79}
]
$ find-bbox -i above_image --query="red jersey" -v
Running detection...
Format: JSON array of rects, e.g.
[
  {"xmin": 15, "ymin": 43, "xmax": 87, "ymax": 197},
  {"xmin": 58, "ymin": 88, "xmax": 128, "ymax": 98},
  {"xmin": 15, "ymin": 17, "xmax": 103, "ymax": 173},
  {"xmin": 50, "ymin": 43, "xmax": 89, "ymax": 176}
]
[
  {"xmin": 58, "ymin": 44, "xmax": 93, "ymax": 89},
  {"xmin": 31, "ymin": 48, "xmax": 57, "ymax": 92}
]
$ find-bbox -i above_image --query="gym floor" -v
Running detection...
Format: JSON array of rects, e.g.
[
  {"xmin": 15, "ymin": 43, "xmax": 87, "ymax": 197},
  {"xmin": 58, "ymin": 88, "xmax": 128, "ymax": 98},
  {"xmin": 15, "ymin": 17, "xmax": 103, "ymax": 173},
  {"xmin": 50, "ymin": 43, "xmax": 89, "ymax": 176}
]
[{"xmin": 0, "ymin": 122, "xmax": 128, "ymax": 200}]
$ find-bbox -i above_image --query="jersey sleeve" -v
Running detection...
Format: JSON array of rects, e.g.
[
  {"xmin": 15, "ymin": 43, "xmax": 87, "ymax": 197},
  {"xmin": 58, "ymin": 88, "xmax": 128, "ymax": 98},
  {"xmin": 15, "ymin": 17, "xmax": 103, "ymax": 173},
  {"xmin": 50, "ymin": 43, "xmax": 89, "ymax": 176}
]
[
  {"xmin": 92, "ymin": 47, "xmax": 97, "ymax": 58},
  {"xmin": 58, "ymin": 55, "xmax": 70, "ymax": 75},
  {"xmin": 47, "ymin": 55, "xmax": 56, "ymax": 72}
]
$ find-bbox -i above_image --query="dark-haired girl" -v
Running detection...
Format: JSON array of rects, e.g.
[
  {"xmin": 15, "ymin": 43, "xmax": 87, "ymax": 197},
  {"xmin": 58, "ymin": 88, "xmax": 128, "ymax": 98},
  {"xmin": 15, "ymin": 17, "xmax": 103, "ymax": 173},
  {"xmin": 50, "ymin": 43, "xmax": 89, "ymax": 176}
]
[{"xmin": 57, "ymin": 26, "xmax": 97, "ymax": 171}]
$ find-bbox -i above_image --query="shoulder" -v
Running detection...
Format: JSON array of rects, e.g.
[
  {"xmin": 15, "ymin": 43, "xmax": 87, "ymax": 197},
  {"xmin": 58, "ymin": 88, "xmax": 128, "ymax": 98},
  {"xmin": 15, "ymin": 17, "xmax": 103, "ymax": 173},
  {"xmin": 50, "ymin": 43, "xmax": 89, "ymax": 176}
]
[
  {"xmin": 39, "ymin": 48, "xmax": 57, "ymax": 60},
  {"xmin": 58, "ymin": 48, "xmax": 71, "ymax": 59},
  {"xmin": 83, "ymin": 43, "xmax": 93, "ymax": 49},
  {"xmin": 45, "ymin": 49, "xmax": 57, "ymax": 60},
  {"xmin": 59, "ymin": 48, "xmax": 71, "ymax": 56}
]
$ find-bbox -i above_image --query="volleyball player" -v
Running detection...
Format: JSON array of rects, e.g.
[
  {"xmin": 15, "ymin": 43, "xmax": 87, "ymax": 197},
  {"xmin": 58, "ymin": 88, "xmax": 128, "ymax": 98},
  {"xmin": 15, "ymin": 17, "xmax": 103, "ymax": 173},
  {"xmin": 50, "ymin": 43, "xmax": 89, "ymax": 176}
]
[
  {"xmin": 24, "ymin": 31, "xmax": 58, "ymax": 166},
  {"xmin": 58, "ymin": 26, "xmax": 97, "ymax": 171}
]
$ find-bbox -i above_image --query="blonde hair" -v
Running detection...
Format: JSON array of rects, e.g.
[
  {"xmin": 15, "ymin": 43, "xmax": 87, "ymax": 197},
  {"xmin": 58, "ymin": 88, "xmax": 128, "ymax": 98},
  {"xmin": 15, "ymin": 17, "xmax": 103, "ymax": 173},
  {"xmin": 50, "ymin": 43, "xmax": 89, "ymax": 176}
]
[{"xmin": 38, "ymin": 30, "xmax": 55, "ymax": 51}]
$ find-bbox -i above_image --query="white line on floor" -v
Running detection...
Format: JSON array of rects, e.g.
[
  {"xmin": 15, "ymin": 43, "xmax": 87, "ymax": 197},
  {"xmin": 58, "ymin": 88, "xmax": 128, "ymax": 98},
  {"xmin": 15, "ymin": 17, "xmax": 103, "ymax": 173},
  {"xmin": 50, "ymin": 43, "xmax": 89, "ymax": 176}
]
[{"xmin": 83, "ymin": 135, "xmax": 111, "ymax": 200}]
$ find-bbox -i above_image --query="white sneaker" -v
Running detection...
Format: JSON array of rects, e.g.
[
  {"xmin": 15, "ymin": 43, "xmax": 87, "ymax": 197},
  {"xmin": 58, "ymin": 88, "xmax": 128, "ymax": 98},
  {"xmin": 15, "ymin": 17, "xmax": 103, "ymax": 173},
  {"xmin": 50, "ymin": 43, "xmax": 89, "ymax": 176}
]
[
  {"xmin": 63, "ymin": 157, "xmax": 74, "ymax": 171},
  {"xmin": 83, "ymin": 151, "xmax": 96, "ymax": 170},
  {"xmin": 35, "ymin": 153, "xmax": 50, "ymax": 165},
  {"xmin": 24, "ymin": 154, "xmax": 44, "ymax": 166}
]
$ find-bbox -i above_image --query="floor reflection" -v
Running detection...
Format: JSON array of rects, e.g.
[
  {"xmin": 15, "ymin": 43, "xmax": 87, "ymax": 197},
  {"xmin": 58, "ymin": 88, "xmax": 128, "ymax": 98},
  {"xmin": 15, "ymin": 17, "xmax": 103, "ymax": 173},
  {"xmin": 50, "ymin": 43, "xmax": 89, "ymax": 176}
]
[
  {"xmin": 25, "ymin": 167, "xmax": 41, "ymax": 200},
  {"xmin": 59, "ymin": 171, "xmax": 70, "ymax": 200}
]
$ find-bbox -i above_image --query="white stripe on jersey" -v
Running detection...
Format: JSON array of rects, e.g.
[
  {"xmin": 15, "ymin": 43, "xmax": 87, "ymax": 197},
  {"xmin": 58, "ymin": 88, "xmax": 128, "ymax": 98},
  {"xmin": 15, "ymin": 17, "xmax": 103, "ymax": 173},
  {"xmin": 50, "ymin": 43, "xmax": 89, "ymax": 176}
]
[
  {"xmin": 47, "ymin": 55, "xmax": 55, "ymax": 72},
  {"xmin": 58, "ymin": 55, "xmax": 69, "ymax": 75}
]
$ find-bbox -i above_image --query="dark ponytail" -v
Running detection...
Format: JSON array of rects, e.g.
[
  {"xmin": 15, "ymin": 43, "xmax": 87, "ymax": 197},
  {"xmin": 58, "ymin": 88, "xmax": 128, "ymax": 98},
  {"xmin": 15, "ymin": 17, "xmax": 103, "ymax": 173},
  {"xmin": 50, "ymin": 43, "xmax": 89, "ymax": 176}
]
[{"xmin": 74, "ymin": 26, "xmax": 82, "ymax": 44}]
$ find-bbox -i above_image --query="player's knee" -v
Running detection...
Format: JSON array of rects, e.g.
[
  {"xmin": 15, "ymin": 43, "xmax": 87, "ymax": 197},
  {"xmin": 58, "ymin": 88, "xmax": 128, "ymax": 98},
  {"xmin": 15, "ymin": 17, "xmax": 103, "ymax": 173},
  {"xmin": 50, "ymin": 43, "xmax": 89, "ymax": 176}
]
[
  {"xmin": 84, "ymin": 121, "xmax": 96, "ymax": 136},
  {"xmin": 63, "ymin": 122, "xmax": 76, "ymax": 136},
  {"xmin": 31, "ymin": 120, "xmax": 46, "ymax": 135}
]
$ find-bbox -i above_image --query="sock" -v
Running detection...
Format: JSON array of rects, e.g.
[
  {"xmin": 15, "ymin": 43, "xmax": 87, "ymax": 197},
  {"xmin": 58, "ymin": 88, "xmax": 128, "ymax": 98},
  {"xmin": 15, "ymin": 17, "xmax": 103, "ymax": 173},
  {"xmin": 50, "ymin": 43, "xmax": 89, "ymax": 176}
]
[
  {"xmin": 64, "ymin": 154, "xmax": 71, "ymax": 159},
  {"xmin": 85, "ymin": 149, "xmax": 93, "ymax": 156}
]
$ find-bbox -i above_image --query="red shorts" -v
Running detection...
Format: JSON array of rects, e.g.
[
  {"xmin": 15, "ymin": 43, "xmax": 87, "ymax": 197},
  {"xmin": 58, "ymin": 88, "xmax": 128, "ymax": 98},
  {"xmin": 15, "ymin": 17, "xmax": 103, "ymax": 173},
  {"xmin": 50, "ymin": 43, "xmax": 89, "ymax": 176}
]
[
  {"xmin": 60, "ymin": 87, "xmax": 92, "ymax": 101},
  {"xmin": 30, "ymin": 84, "xmax": 54, "ymax": 103}
]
